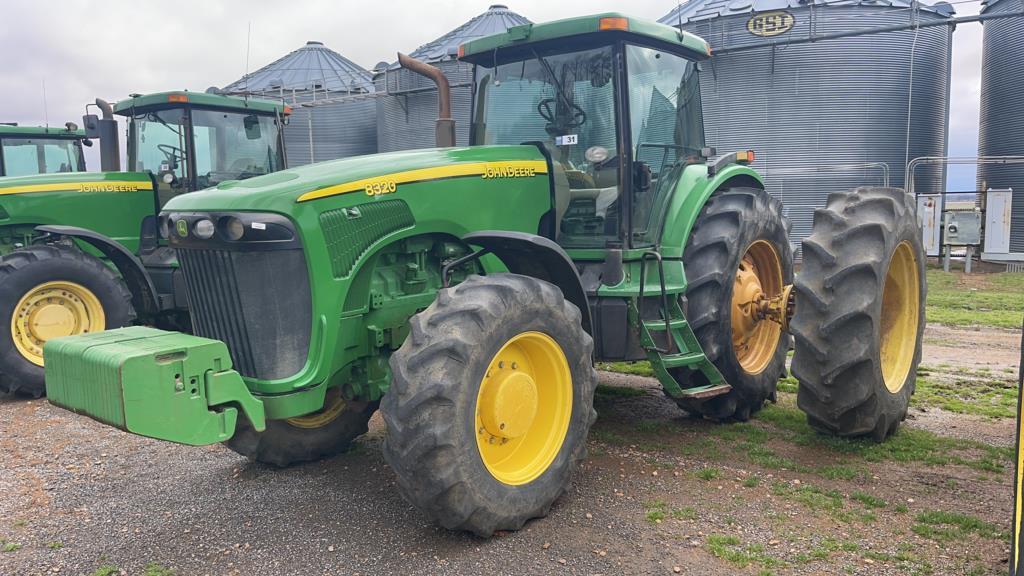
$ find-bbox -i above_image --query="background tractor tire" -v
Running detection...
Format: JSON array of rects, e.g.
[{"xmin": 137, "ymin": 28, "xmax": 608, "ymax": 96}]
[
  {"xmin": 226, "ymin": 393, "xmax": 378, "ymax": 468},
  {"xmin": 382, "ymin": 274, "xmax": 597, "ymax": 537},
  {"xmin": 0, "ymin": 245, "xmax": 134, "ymax": 398},
  {"xmin": 671, "ymin": 187, "xmax": 793, "ymax": 421},
  {"xmin": 792, "ymin": 187, "xmax": 926, "ymax": 442}
]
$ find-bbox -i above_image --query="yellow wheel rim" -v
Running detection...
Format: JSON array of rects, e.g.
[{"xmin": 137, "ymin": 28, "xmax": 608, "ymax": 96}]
[
  {"xmin": 731, "ymin": 240, "xmax": 784, "ymax": 375},
  {"xmin": 475, "ymin": 331, "xmax": 572, "ymax": 486},
  {"xmin": 286, "ymin": 387, "xmax": 346, "ymax": 429},
  {"xmin": 11, "ymin": 280, "xmax": 105, "ymax": 366},
  {"xmin": 880, "ymin": 241, "xmax": 920, "ymax": 393}
]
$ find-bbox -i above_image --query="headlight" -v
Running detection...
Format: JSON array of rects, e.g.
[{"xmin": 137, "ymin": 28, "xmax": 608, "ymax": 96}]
[
  {"xmin": 221, "ymin": 216, "xmax": 245, "ymax": 241},
  {"xmin": 162, "ymin": 172, "xmax": 176, "ymax": 185},
  {"xmin": 158, "ymin": 215, "xmax": 170, "ymax": 239},
  {"xmin": 193, "ymin": 218, "xmax": 215, "ymax": 239}
]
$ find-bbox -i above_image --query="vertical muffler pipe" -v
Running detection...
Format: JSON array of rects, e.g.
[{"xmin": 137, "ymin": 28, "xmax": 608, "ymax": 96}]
[
  {"xmin": 95, "ymin": 98, "xmax": 121, "ymax": 172},
  {"xmin": 397, "ymin": 53, "xmax": 455, "ymax": 148}
]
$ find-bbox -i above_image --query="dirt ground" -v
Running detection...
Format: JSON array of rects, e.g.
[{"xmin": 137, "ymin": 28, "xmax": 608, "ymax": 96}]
[{"xmin": 0, "ymin": 323, "xmax": 1020, "ymax": 576}]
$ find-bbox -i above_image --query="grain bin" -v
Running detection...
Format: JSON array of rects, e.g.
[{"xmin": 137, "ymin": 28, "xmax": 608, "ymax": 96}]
[
  {"xmin": 375, "ymin": 4, "xmax": 530, "ymax": 152},
  {"xmin": 224, "ymin": 41, "xmax": 377, "ymax": 166},
  {"xmin": 659, "ymin": 0, "xmax": 955, "ymax": 248},
  {"xmin": 977, "ymin": 0, "xmax": 1024, "ymax": 259}
]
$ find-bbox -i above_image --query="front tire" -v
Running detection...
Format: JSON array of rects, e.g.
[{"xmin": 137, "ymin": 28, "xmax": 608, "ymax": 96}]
[
  {"xmin": 0, "ymin": 245, "xmax": 134, "ymax": 398},
  {"xmin": 225, "ymin": 388, "xmax": 377, "ymax": 467},
  {"xmin": 792, "ymin": 187, "xmax": 926, "ymax": 441},
  {"xmin": 672, "ymin": 187, "xmax": 793, "ymax": 421},
  {"xmin": 382, "ymin": 274, "xmax": 597, "ymax": 537}
]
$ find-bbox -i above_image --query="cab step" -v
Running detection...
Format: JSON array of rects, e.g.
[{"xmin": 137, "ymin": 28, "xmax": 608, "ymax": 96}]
[{"xmin": 679, "ymin": 383, "xmax": 732, "ymax": 400}]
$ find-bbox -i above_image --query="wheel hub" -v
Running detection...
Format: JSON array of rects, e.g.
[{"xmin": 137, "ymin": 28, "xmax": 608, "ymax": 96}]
[
  {"xmin": 730, "ymin": 241, "xmax": 785, "ymax": 375},
  {"xmin": 480, "ymin": 368, "xmax": 539, "ymax": 439},
  {"xmin": 11, "ymin": 281, "xmax": 105, "ymax": 366}
]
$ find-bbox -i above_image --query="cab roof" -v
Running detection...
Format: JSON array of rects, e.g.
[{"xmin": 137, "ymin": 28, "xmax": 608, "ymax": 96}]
[
  {"xmin": 458, "ymin": 12, "xmax": 712, "ymax": 64},
  {"xmin": 0, "ymin": 125, "xmax": 86, "ymax": 138},
  {"xmin": 112, "ymin": 91, "xmax": 289, "ymax": 116}
]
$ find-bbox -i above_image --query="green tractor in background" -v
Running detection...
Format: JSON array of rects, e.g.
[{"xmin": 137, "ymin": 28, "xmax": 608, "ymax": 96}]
[
  {"xmin": 0, "ymin": 91, "xmax": 289, "ymax": 397},
  {"xmin": 0, "ymin": 124, "xmax": 89, "ymax": 177},
  {"xmin": 45, "ymin": 14, "xmax": 926, "ymax": 536}
]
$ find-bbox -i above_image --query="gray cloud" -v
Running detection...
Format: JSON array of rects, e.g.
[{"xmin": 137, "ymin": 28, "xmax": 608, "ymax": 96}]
[{"xmin": 1, "ymin": 0, "xmax": 986, "ymax": 191}]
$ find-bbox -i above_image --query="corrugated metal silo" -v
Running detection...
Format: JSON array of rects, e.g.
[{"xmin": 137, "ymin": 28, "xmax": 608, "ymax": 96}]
[
  {"xmin": 375, "ymin": 4, "xmax": 530, "ymax": 152},
  {"xmin": 977, "ymin": 0, "xmax": 1024, "ymax": 258},
  {"xmin": 659, "ymin": 0, "xmax": 955, "ymax": 249},
  {"xmin": 224, "ymin": 41, "xmax": 377, "ymax": 166}
]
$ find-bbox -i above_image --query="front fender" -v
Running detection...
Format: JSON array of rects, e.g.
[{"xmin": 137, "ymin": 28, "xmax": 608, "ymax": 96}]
[
  {"xmin": 659, "ymin": 164, "xmax": 765, "ymax": 259},
  {"xmin": 463, "ymin": 231, "xmax": 592, "ymax": 336}
]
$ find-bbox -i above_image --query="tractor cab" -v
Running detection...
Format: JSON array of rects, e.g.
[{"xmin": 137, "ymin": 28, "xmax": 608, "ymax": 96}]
[
  {"xmin": 107, "ymin": 91, "xmax": 289, "ymax": 206},
  {"xmin": 0, "ymin": 124, "xmax": 88, "ymax": 177},
  {"xmin": 461, "ymin": 15, "xmax": 712, "ymax": 251}
]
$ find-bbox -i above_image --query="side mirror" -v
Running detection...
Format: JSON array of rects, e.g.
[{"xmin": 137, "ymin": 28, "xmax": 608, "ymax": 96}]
[
  {"xmin": 82, "ymin": 114, "xmax": 101, "ymax": 138},
  {"xmin": 243, "ymin": 114, "xmax": 262, "ymax": 140},
  {"xmin": 633, "ymin": 161, "xmax": 653, "ymax": 193},
  {"xmin": 81, "ymin": 139, "xmax": 93, "ymax": 148}
]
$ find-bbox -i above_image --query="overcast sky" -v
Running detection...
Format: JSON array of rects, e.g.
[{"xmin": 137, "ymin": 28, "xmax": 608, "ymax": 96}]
[{"xmin": 0, "ymin": 0, "xmax": 985, "ymax": 191}]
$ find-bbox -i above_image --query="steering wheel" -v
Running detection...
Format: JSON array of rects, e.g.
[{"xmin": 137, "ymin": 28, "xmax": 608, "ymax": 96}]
[
  {"xmin": 537, "ymin": 98, "xmax": 586, "ymax": 129},
  {"xmin": 157, "ymin": 143, "xmax": 184, "ymax": 165}
]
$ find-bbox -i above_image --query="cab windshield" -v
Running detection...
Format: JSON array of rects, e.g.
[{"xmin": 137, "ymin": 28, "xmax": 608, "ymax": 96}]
[
  {"xmin": 0, "ymin": 137, "xmax": 84, "ymax": 176},
  {"xmin": 130, "ymin": 107, "xmax": 284, "ymax": 201},
  {"xmin": 473, "ymin": 43, "xmax": 705, "ymax": 249}
]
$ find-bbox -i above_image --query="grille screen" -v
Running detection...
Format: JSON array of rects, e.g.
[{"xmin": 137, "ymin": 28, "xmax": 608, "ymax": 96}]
[
  {"xmin": 178, "ymin": 248, "xmax": 312, "ymax": 380},
  {"xmin": 320, "ymin": 200, "xmax": 415, "ymax": 278}
]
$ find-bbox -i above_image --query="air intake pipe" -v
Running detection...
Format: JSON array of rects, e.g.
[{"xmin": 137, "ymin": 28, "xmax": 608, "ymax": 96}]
[
  {"xmin": 397, "ymin": 53, "xmax": 455, "ymax": 148},
  {"xmin": 94, "ymin": 99, "xmax": 121, "ymax": 172}
]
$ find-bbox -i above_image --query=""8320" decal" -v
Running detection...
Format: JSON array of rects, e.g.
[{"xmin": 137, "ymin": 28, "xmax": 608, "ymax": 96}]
[{"xmin": 365, "ymin": 180, "xmax": 398, "ymax": 196}]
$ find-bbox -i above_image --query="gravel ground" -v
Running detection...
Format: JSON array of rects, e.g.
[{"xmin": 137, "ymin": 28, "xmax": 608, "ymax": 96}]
[{"xmin": 0, "ymin": 323, "xmax": 1019, "ymax": 576}]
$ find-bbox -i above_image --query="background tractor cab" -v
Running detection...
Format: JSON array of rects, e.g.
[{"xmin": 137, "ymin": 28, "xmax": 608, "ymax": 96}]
[
  {"xmin": 463, "ymin": 16, "xmax": 712, "ymax": 252},
  {"xmin": 0, "ymin": 124, "xmax": 89, "ymax": 177},
  {"xmin": 0, "ymin": 91, "xmax": 289, "ymax": 398},
  {"xmin": 93, "ymin": 91, "xmax": 289, "ymax": 206}
]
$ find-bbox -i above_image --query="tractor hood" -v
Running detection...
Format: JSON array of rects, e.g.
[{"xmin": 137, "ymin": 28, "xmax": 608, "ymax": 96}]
[{"xmin": 162, "ymin": 145, "xmax": 549, "ymax": 214}]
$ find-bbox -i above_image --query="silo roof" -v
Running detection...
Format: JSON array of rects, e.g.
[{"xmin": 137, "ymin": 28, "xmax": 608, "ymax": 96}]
[
  {"xmin": 406, "ymin": 4, "xmax": 531, "ymax": 63},
  {"xmin": 659, "ymin": 0, "xmax": 953, "ymax": 25},
  {"xmin": 224, "ymin": 41, "xmax": 374, "ymax": 94}
]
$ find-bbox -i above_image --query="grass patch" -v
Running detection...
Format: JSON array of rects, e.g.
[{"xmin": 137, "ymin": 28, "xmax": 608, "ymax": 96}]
[
  {"xmin": 925, "ymin": 269, "xmax": 1024, "ymax": 329},
  {"xmin": 742, "ymin": 476, "xmax": 760, "ymax": 488},
  {"xmin": 706, "ymin": 535, "xmax": 783, "ymax": 570},
  {"xmin": 672, "ymin": 506, "xmax": 697, "ymax": 520},
  {"xmin": 913, "ymin": 373, "xmax": 1018, "ymax": 419},
  {"xmin": 595, "ymin": 384, "xmax": 646, "ymax": 398},
  {"xmin": 644, "ymin": 500, "xmax": 667, "ymax": 523},
  {"xmin": 596, "ymin": 361, "xmax": 653, "ymax": 377},
  {"xmin": 46, "ymin": 541, "xmax": 63, "ymax": 550},
  {"xmin": 850, "ymin": 492, "xmax": 887, "ymax": 509},
  {"xmin": 695, "ymin": 467, "xmax": 721, "ymax": 481},
  {"xmin": 143, "ymin": 562, "xmax": 177, "ymax": 576},
  {"xmin": 816, "ymin": 464, "xmax": 864, "ymax": 481},
  {"xmin": 912, "ymin": 510, "xmax": 1006, "ymax": 542},
  {"xmin": 89, "ymin": 566, "xmax": 120, "ymax": 576},
  {"xmin": 1, "ymin": 541, "xmax": 21, "ymax": 552},
  {"xmin": 758, "ymin": 395, "xmax": 1013, "ymax": 473}
]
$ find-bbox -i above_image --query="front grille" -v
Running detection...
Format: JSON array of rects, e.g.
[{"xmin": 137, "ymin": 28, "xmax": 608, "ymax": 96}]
[
  {"xmin": 178, "ymin": 248, "xmax": 312, "ymax": 380},
  {"xmin": 320, "ymin": 199, "xmax": 415, "ymax": 278}
]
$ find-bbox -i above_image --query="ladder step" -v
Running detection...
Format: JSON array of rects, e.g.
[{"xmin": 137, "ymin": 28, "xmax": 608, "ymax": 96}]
[
  {"xmin": 679, "ymin": 383, "xmax": 732, "ymax": 400},
  {"xmin": 660, "ymin": 352, "xmax": 706, "ymax": 369},
  {"xmin": 643, "ymin": 318, "xmax": 687, "ymax": 332}
]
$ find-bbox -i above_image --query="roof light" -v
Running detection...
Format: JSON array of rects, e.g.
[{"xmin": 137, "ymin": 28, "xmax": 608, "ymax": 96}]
[
  {"xmin": 599, "ymin": 17, "xmax": 629, "ymax": 31},
  {"xmin": 737, "ymin": 150, "xmax": 756, "ymax": 164},
  {"xmin": 457, "ymin": 44, "xmax": 466, "ymax": 59},
  {"xmin": 167, "ymin": 94, "xmax": 188, "ymax": 103},
  {"xmin": 283, "ymin": 105, "xmax": 293, "ymax": 115}
]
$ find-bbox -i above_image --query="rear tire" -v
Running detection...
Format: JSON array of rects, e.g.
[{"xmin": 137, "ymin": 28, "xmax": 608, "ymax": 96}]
[
  {"xmin": 792, "ymin": 187, "xmax": 926, "ymax": 441},
  {"xmin": 672, "ymin": 187, "xmax": 793, "ymax": 421},
  {"xmin": 382, "ymin": 274, "xmax": 597, "ymax": 537},
  {"xmin": 0, "ymin": 245, "xmax": 134, "ymax": 398},
  {"xmin": 226, "ymin": 390, "xmax": 377, "ymax": 467}
]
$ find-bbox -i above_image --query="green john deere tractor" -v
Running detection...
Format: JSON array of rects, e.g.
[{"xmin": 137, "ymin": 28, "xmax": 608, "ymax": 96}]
[
  {"xmin": 0, "ymin": 123, "xmax": 89, "ymax": 177},
  {"xmin": 44, "ymin": 14, "xmax": 926, "ymax": 536},
  {"xmin": 0, "ymin": 91, "xmax": 289, "ymax": 397}
]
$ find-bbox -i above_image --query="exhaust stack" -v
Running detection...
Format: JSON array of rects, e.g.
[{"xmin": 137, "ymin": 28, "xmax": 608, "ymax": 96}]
[
  {"xmin": 397, "ymin": 53, "xmax": 456, "ymax": 148},
  {"xmin": 94, "ymin": 99, "xmax": 121, "ymax": 172}
]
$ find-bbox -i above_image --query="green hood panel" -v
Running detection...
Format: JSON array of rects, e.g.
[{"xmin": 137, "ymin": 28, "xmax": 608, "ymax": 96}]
[
  {"xmin": 164, "ymin": 145, "xmax": 549, "ymax": 212},
  {"xmin": 0, "ymin": 171, "xmax": 152, "ymax": 193}
]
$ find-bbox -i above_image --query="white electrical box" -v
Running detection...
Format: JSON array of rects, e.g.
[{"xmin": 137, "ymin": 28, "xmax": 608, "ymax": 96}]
[
  {"xmin": 917, "ymin": 195, "xmax": 942, "ymax": 257},
  {"xmin": 984, "ymin": 188, "xmax": 1013, "ymax": 255},
  {"xmin": 944, "ymin": 211, "xmax": 983, "ymax": 246}
]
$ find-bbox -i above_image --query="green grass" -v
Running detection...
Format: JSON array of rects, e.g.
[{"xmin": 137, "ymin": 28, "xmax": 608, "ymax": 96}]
[
  {"xmin": 143, "ymin": 562, "xmax": 177, "ymax": 576},
  {"xmin": 925, "ymin": 269, "xmax": 1024, "ymax": 329},
  {"xmin": 672, "ymin": 506, "xmax": 697, "ymax": 520},
  {"xmin": 742, "ymin": 476, "xmax": 760, "ymax": 488},
  {"xmin": 46, "ymin": 541, "xmax": 63, "ymax": 550},
  {"xmin": 913, "ymin": 370, "xmax": 1018, "ymax": 419},
  {"xmin": 89, "ymin": 566, "xmax": 120, "ymax": 576},
  {"xmin": 596, "ymin": 361, "xmax": 653, "ymax": 377},
  {"xmin": 706, "ymin": 535, "xmax": 784, "ymax": 570},
  {"xmin": 850, "ymin": 492, "xmax": 887, "ymax": 509},
  {"xmin": 757, "ymin": 397, "xmax": 1013, "ymax": 473},
  {"xmin": 911, "ymin": 510, "xmax": 1006, "ymax": 542},
  {"xmin": 1, "ymin": 541, "xmax": 21, "ymax": 552},
  {"xmin": 695, "ymin": 467, "xmax": 721, "ymax": 481},
  {"xmin": 644, "ymin": 500, "xmax": 667, "ymax": 523}
]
